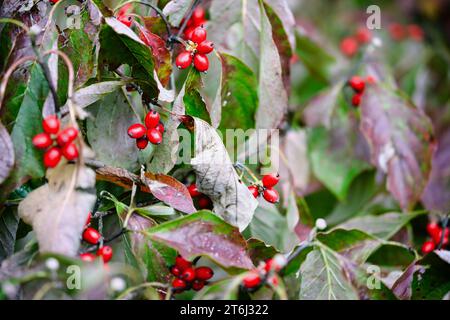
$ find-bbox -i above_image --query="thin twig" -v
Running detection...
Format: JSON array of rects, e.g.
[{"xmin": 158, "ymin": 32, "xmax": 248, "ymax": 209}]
[{"xmin": 176, "ymin": 0, "xmax": 201, "ymax": 38}]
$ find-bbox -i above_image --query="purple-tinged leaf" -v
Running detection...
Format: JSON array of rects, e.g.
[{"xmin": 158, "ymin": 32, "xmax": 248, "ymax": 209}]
[
  {"xmin": 0, "ymin": 123, "xmax": 14, "ymax": 185},
  {"xmin": 359, "ymin": 84, "xmax": 435, "ymax": 210},
  {"xmin": 145, "ymin": 210, "xmax": 254, "ymax": 270}
]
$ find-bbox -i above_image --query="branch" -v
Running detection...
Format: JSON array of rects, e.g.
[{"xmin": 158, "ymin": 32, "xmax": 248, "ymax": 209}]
[{"xmin": 176, "ymin": 0, "xmax": 201, "ymax": 38}]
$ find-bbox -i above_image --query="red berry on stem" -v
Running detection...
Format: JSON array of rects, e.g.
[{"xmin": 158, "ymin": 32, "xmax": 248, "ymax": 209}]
[
  {"xmin": 352, "ymin": 93, "xmax": 362, "ymax": 107},
  {"xmin": 408, "ymin": 24, "xmax": 424, "ymax": 41},
  {"xmin": 42, "ymin": 115, "xmax": 60, "ymax": 134},
  {"xmin": 62, "ymin": 142, "xmax": 79, "ymax": 161},
  {"xmin": 147, "ymin": 128, "xmax": 163, "ymax": 144},
  {"xmin": 192, "ymin": 280, "xmax": 205, "ymax": 291},
  {"xmin": 127, "ymin": 123, "xmax": 146, "ymax": 139},
  {"xmin": 32, "ymin": 133, "xmax": 52, "ymax": 149},
  {"xmin": 171, "ymin": 266, "xmax": 181, "ymax": 277},
  {"xmin": 155, "ymin": 122, "xmax": 165, "ymax": 134},
  {"xmin": 248, "ymin": 185, "xmax": 260, "ymax": 198},
  {"xmin": 187, "ymin": 184, "xmax": 202, "ymax": 197},
  {"xmin": 262, "ymin": 173, "xmax": 280, "ymax": 188},
  {"xmin": 263, "ymin": 188, "xmax": 279, "ymax": 203},
  {"xmin": 80, "ymin": 253, "xmax": 96, "ymax": 262},
  {"xmin": 97, "ymin": 246, "xmax": 113, "ymax": 263},
  {"xmin": 197, "ymin": 41, "xmax": 214, "ymax": 54},
  {"xmin": 172, "ymin": 278, "xmax": 186, "ymax": 290},
  {"xmin": 195, "ymin": 266, "xmax": 214, "ymax": 281},
  {"xmin": 43, "ymin": 147, "xmax": 62, "ymax": 168},
  {"xmin": 340, "ymin": 37, "xmax": 358, "ymax": 57},
  {"xmin": 136, "ymin": 138, "xmax": 149, "ymax": 150},
  {"xmin": 175, "ymin": 256, "xmax": 192, "ymax": 271},
  {"xmin": 145, "ymin": 111, "xmax": 160, "ymax": 129},
  {"xmin": 355, "ymin": 27, "xmax": 371, "ymax": 44},
  {"xmin": 181, "ymin": 267, "xmax": 196, "ymax": 282},
  {"xmin": 193, "ymin": 54, "xmax": 209, "ymax": 72},
  {"xmin": 191, "ymin": 26, "xmax": 207, "ymax": 44},
  {"xmin": 433, "ymin": 228, "xmax": 450, "ymax": 245},
  {"xmin": 83, "ymin": 227, "xmax": 101, "ymax": 245},
  {"xmin": 243, "ymin": 271, "xmax": 261, "ymax": 289},
  {"xmin": 184, "ymin": 26, "xmax": 195, "ymax": 40},
  {"xmin": 348, "ymin": 76, "xmax": 365, "ymax": 92},
  {"xmin": 176, "ymin": 51, "xmax": 193, "ymax": 69},
  {"xmin": 57, "ymin": 127, "xmax": 78, "ymax": 146},
  {"xmin": 421, "ymin": 240, "xmax": 435, "ymax": 254},
  {"xmin": 389, "ymin": 23, "xmax": 406, "ymax": 41},
  {"xmin": 198, "ymin": 195, "xmax": 212, "ymax": 209},
  {"xmin": 191, "ymin": 7, "xmax": 205, "ymax": 26},
  {"xmin": 426, "ymin": 222, "xmax": 440, "ymax": 237}
]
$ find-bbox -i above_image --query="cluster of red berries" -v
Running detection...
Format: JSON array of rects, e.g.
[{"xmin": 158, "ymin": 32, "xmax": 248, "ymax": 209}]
[
  {"xmin": 170, "ymin": 255, "xmax": 214, "ymax": 292},
  {"xmin": 242, "ymin": 255, "xmax": 286, "ymax": 290},
  {"xmin": 347, "ymin": 75, "xmax": 375, "ymax": 107},
  {"xmin": 248, "ymin": 173, "xmax": 280, "ymax": 204},
  {"xmin": 182, "ymin": 6, "xmax": 207, "ymax": 39},
  {"xmin": 421, "ymin": 221, "xmax": 449, "ymax": 254},
  {"xmin": 187, "ymin": 183, "xmax": 213, "ymax": 210},
  {"xmin": 79, "ymin": 212, "xmax": 113, "ymax": 263},
  {"xmin": 32, "ymin": 115, "xmax": 79, "ymax": 168},
  {"xmin": 127, "ymin": 110, "xmax": 164, "ymax": 149},
  {"xmin": 176, "ymin": 26, "xmax": 214, "ymax": 72},
  {"xmin": 340, "ymin": 26, "xmax": 372, "ymax": 58},
  {"xmin": 116, "ymin": 3, "xmax": 133, "ymax": 27},
  {"xmin": 388, "ymin": 23, "xmax": 424, "ymax": 42}
]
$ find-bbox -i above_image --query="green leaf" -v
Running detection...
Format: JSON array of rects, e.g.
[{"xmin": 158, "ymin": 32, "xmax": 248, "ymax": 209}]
[
  {"xmin": 217, "ymin": 53, "xmax": 258, "ymax": 131},
  {"xmin": 144, "ymin": 210, "xmax": 254, "ymax": 271},
  {"xmin": 183, "ymin": 69, "xmax": 211, "ymax": 124},
  {"xmin": 299, "ymin": 244, "xmax": 359, "ymax": 300},
  {"xmin": 99, "ymin": 17, "xmax": 158, "ymax": 100},
  {"xmin": 162, "ymin": 0, "xmax": 194, "ymax": 27},
  {"xmin": 338, "ymin": 211, "xmax": 426, "ymax": 240},
  {"xmin": 307, "ymin": 125, "xmax": 370, "ymax": 200},
  {"xmin": 86, "ymin": 90, "xmax": 142, "ymax": 171}
]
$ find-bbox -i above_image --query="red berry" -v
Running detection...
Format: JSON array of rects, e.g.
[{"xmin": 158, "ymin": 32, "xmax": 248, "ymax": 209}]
[
  {"xmin": 184, "ymin": 26, "xmax": 196, "ymax": 40},
  {"xmin": 175, "ymin": 256, "xmax": 192, "ymax": 271},
  {"xmin": 264, "ymin": 258, "xmax": 284, "ymax": 273},
  {"xmin": 366, "ymin": 75, "xmax": 376, "ymax": 84},
  {"xmin": 62, "ymin": 142, "xmax": 79, "ymax": 161},
  {"xmin": 261, "ymin": 173, "xmax": 280, "ymax": 188},
  {"xmin": 176, "ymin": 51, "xmax": 193, "ymax": 69},
  {"xmin": 82, "ymin": 227, "xmax": 101, "ymax": 245},
  {"xmin": 171, "ymin": 266, "xmax": 181, "ymax": 277},
  {"xmin": 85, "ymin": 212, "xmax": 92, "ymax": 227},
  {"xmin": 57, "ymin": 127, "xmax": 78, "ymax": 146},
  {"xmin": 32, "ymin": 133, "xmax": 52, "ymax": 149},
  {"xmin": 191, "ymin": 7, "xmax": 205, "ymax": 26},
  {"xmin": 268, "ymin": 275, "xmax": 279, "ymax": 287},
  {"xmin": 193, "ymin": 54, "xmax": 209, "ymax": 72},
  {"xmin": 195, "ymin": 266, "xmax": 213, "ymax": 281},
  {"xmin": 97, "ymin": 245, "xmax": 113, "ymax": 263},
  {"xmin": 187, "ymin": 184, "xmax": 202, "ymax": 197},
  {"xmin": 263, "ymin": 188, "xmax": 279, "ymax": 203},
  {"xmin": 242, "ymin": 271, "xmax": 261, "ymax": 289},
  {"xmin": 352, "ymin": 93, "xmax": 362, "ymax": 107},
  {"xmin": 191, "ymin": 26, "xmax": 207, "ymax": 44},
  {"xmin": 181, "ymin": 267, "xmax": 196, "ymax": 282},
  {"xmin": 155, "ymin": 122, "xmax": 165, "ymax": 134},
  {"xmin": 145, "ymin": 111, "xmax": 160, "ymax": 129},
  {"xmin": 197, "ymin": 41, "xmax": 214, "ymax": 54},
  {"xmin": 147, "ymin": 128, "xmax": 163, "ymax": 145},
  {"xmin": 433, "ymin": 228, "xmax": 450, "ymax": 245},
  {"xmin": 80, "ymin": 253, "xmax": 96, "ymax": 262},
  {"xmin": 127, "ymin": 123, "xmax": 146, "ymax": 139},
  {"xmin": 43, "ymin": 147, "xmax": 62, "ymax": 168},
  {"xmin": 421, "ymin": 240, "xmax": 435, "ymax": 254},
  {"xmin": 389, "ymin": 23, "xmax": 406, "ymax": 41},
  {"xmin": 42, "ymin": 115, "xmax": 60, "ymax": 134},
  {"xmin": 348, "ymin": 76, "xmax": 365, "ymax": 92},
  {"xmin": 136, "ymin": 138, "xmax": 149, "ymax": 150},
  {"xmin": 426, "ymin": 222, "xmax": 440, "ymax": 237},
  {"xmin": 340, "ymin": 37, "xmax": 359, "ymax": 57},
  {"xmin": 355, "ymin": 27, "xmax": 371, "ymax": 44},
  {"xmin": 408, "ymin": 24, "xmax": 424, "ymax": 41},
  {"xmin": 192, "ymin": 280, "xmax": 205, "ymax": 291},
  {"xmin": 172, "ymin": 278, "xmax": 186, "ymax": 290},
  {"xmin": 118, "ymin": 15, "xmax": 132, "ymax": 27},
  {"xmin": 198, "ymin": 195, "xmax": 212, "ymax": 209},
  {"xmin": 49, "ymin": 0, "xmax": 59, "ymax": 4},
  {"xmin": 248, "ymin": 185, "xmax": 260, "ymax": 198}
]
